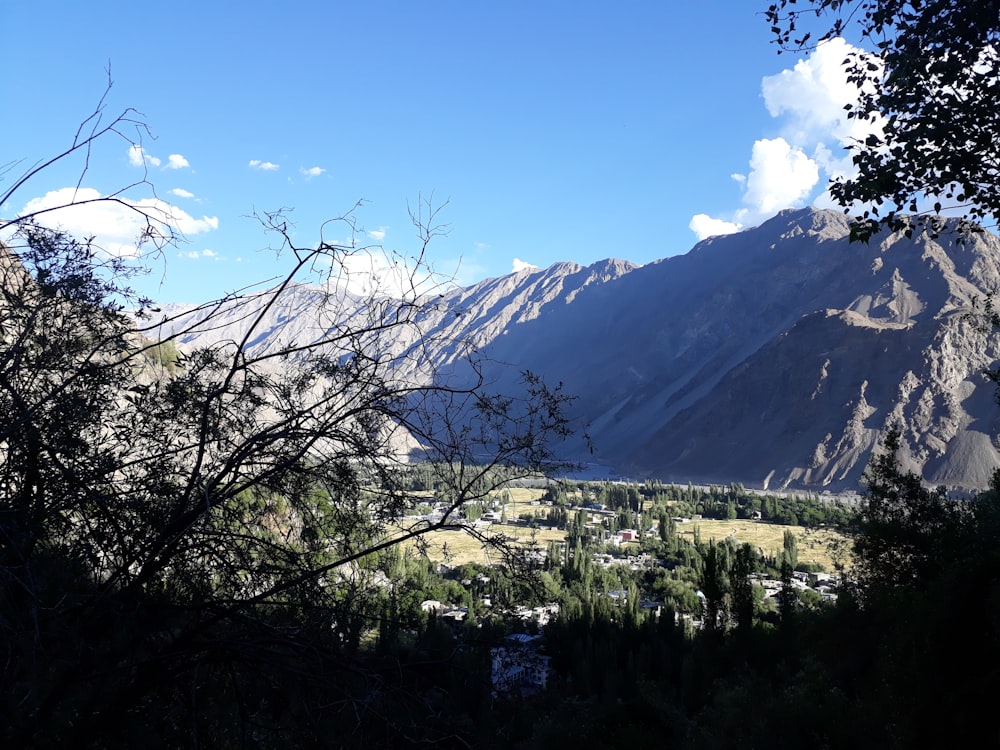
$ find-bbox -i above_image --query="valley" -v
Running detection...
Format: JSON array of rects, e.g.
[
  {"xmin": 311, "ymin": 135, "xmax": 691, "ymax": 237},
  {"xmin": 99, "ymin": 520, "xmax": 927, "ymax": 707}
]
[{"xmin": 155, "ymin": 207, "xmax": 1000, "ymax": 492}]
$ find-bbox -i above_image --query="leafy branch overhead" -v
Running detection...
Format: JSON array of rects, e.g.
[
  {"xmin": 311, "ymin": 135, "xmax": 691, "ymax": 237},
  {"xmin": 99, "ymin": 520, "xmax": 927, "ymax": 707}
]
[{"xmin": 766, "ymin": 0, "xmax": 1000, "ymax": 240}]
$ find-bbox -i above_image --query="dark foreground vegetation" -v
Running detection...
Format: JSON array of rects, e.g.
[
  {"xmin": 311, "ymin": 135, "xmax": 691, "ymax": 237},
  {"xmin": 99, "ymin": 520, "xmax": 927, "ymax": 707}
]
[
  {"xmin": 2, "ymin": 165, "xmax": 998, "ymax": 750},
  {"xmin": 4, "ymin": 295, "xmax": 999, "ymax": 750},
  {"xmin": 0, "ymin": 169, "xmax": 575, "ymax": 745},
  {"xmin": 526, "ymin": 440, "xmax": 1000, "ymax": 749},
  {"xmin": 6, "ymin": 0, "xmax": 1000, "ymax": 739}
]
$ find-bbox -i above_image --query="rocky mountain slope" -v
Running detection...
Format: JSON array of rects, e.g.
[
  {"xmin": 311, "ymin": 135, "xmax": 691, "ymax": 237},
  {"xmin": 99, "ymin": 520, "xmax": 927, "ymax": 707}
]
[{"xmin": 154, "ymin": 208, "xmax": 1000, "ymax": 491}]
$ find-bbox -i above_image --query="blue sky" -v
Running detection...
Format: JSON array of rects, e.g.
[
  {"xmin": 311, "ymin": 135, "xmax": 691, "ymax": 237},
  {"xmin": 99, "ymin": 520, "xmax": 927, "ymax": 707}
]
[{"xmin": 1, "ymin": 1, "xmax": 872, "ymax": 303}]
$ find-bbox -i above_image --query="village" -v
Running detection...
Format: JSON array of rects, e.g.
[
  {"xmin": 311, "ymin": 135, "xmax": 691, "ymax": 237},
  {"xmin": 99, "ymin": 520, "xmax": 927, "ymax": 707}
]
[{"xmin": 401, "ymin": 482, "xmax": 848, "ymax": 696}]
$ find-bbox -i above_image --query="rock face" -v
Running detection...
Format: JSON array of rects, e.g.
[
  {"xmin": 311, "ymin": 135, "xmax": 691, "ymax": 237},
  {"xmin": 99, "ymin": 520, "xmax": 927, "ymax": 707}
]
[{"xmin": 156, "ymin": 208, "xmax": 1000, "ymax": 491}]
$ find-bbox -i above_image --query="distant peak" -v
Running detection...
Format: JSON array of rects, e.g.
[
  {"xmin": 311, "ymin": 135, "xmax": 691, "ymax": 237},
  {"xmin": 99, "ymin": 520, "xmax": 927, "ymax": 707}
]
[
  {"xmin": 538, "ymin": 258, "xmax": 637, "ymax": 280},
  {"xmin": 767, "ymin": 206, "xmax": 851, "ymax": 235},
  {"xmin": 588, "ymin": 257, "xmax": 637, "ymax": 274},
  {"xmin": 544, "ymin": 261, "xmax": 584, "ymax": 275}
]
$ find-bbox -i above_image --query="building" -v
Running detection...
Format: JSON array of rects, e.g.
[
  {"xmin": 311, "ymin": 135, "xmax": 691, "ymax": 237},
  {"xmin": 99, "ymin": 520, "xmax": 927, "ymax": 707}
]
[{"xmin": 491, "ymin": 633, "xmax": 551, "ymax": 696}]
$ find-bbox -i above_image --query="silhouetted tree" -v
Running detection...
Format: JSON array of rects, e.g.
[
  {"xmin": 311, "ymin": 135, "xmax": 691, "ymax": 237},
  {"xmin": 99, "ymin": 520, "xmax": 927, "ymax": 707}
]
[
  {"xmin": 731, "ymin": 542, "xmax": 756, "ymax": 638},
  {"xmin": 0, "ymin": 100, "xmax": 572, "ymax": 747},
  {"xmin": 766, "ymin": 0, "xmax": 1000, "ymax": 240}
]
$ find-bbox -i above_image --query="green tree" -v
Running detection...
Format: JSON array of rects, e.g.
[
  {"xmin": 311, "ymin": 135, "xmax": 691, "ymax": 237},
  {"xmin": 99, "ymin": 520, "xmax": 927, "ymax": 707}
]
[
  {"xmin": 658, "ymin": 510, "xmax": 675, "ymax": 543},
  {"xmin": 700, "ymin": 540, "xmax": 730, "ymax": 632},
  {"xmin": 766, "ymin": 0, "xmax": 1000, "ymax": 240},
  {"xmin": 783, "ymin": 529, "xmax": 798, "ymax": 569}
]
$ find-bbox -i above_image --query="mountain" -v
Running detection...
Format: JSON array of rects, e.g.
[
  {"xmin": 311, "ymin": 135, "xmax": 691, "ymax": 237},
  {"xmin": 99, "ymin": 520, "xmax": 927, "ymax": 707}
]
[{"xmin": 153, "ymin": 208, "xmax": 1000, "ymax": 491}]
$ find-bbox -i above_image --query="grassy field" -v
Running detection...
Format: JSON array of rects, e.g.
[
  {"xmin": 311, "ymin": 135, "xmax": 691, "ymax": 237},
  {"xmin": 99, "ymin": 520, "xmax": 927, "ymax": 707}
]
[
  {"xmin": 396, "ymin": 487, "xmax": 558, "ymax": 566},
  {"xmin": 403, "ymin": 524, "xmax": 564, "ymax": 566},
  {"xmin": 499, "ymin": 487, "xmax": 550, "ymax": 518},
  {"xmin": 404, "ymin": 486, "xmax": 849, "ymax": 572},
  {"xmin": 675, "ymin": 519, "xmax": 848, "ymax": 571}
]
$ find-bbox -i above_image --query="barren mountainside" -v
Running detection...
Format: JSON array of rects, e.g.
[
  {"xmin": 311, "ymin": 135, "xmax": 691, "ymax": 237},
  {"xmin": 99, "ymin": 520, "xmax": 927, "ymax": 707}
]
[{"xmin": 157, "ymin": 208, "xmax": 1000, "ymax": 491}]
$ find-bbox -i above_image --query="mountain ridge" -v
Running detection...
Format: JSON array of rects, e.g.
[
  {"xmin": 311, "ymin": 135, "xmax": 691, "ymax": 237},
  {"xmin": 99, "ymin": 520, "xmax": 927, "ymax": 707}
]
[{"xmin": 152, "ymin": 208, "xmax": 1000, "ymax": 491}]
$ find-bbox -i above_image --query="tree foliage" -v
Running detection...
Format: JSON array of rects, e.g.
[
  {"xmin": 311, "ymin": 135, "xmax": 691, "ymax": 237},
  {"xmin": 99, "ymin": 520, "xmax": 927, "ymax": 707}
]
[
  {"xmin": 766, "ymin": 0, "xmax": 1000, "ymax": 240},
  {"xmin": 0, "ymin": 102, "xmax": 573, "ymax": 745}
]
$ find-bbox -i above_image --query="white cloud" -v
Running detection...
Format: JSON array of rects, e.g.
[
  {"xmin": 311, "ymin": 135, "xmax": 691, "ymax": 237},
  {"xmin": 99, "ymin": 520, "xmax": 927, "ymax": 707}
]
[
  {"xmin": 688, "ymin": 138, "xmax": 819, "ymax": 239},
  {"xmin": 367, "ymin": 226, "xmax": 387, "ymax": 241},
  {"xmin": 170, "ymin": 188, "xmax": 195, "ymax": 199},
  {"xmin": 299, "ymin": 166, "xmax": 326, "ymax": 179},
  {"xmin": 19, "ymin": 187, "xmax": 219, "ymax": 257},
  {"xmin": 165, "ymin": 153, "xmax": 190, "ymax": 170},
  {"xmin": 128, "ymin": 145, "xmax": 161, "ymax": 168},
  {"xmin": 294, "ymin": 239, "xmax": 461, "ymax": 298},
  {"xmin": 761, "ymin": 38, "xmax": 881, "ymax": 151},
  {"xmin": 181, "ymin": 248, "xmax": 217, "ymax": 259},
  {"xmin": 249, "ymin": 159, "xmax": 280, "ymax": 171},
  {"xmin": 689, "ymin": 214, "xmax": 742, "ymax": 241},
  {"xmin": 762, "ymin": 38, "xmax": 885, "ymax": 187},
  {"xmin": 127, "ymin": 146, "xmax": 144, "ymax": 167},
  {"xmin": 512, "ymin": 258, "xmax": 539, "ymax": 273},
  {"xmin": 741, "ymin": 137, "xmax": 820, "ymax": 216},
  {"xmin": 325, "ymin": 248, "xmax": 446, "ymax": 298},
  {"xmin": 689, "ymin": 38, "xmax": 875, "ymax": 241}
]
